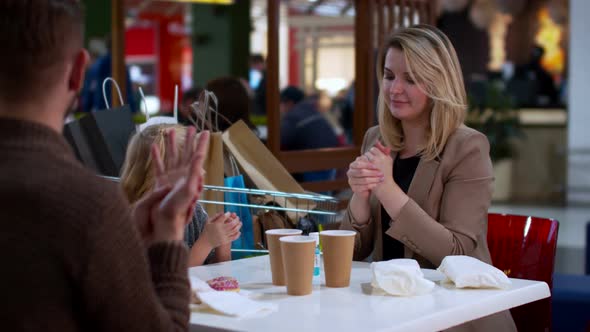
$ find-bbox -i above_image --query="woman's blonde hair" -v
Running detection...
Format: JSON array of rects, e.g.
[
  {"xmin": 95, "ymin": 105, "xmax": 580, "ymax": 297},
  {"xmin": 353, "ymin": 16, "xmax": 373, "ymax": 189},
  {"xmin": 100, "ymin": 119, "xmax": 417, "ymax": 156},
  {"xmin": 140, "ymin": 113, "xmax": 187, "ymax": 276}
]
[
  {"xmin": 377, "ymin": 24, "xmax": 467, "ymax": 160},
  {"xmin": 120, "ymin": 124, "xmax": 191, "ymax": 204}
]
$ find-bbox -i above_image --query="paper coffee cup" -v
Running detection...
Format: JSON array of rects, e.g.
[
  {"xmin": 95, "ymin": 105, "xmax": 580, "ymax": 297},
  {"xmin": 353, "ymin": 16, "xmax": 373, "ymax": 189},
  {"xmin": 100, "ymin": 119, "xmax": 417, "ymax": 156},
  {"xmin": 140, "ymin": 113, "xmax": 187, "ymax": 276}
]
[
  {"xmin": 265, "ymin": 229, "xmax": 303, "ymax": 285},
  {"xmin": 280, "ymin": 235, "xmax": 316, "ymax": 296},
  {"xmin": 320, "ymin": 230, "xmax": 356, "ymax": 287}
]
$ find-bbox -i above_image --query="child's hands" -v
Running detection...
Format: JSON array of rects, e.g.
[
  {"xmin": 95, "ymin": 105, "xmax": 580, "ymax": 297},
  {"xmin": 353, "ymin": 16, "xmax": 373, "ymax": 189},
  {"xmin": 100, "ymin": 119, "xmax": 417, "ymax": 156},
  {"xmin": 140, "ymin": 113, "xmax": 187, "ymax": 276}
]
[{"xmin": 202, "ymin": 212, "xmax": 242, "ymax": 248}]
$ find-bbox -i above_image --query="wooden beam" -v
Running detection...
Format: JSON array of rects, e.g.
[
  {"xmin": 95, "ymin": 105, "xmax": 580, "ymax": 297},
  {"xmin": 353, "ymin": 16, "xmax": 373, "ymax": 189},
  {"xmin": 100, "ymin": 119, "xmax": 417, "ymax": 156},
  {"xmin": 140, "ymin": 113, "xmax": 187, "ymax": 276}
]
[
  {"xmin": 418, "ymin": 0, "xmax": 426, "ymax": 24},
  {"xmin": 408, "ymin": 0, "xmax": 418, "ymax": 26},
  {"xmin": 397, "ymin": 0, "xmax": 404, "ymax": 28},
  {"xmin": 111, "ymin": 0, "xmax": 126, "ymax": 107},
  {"xmin": 377, "ymin": 0, "xmax": 385, "ymax": 46},
  {"xmin": 266, "ymin": 0, "xmax": 280, "ymax": 155},
  {"xmin": 279, "ymin": 147, "xmax": 360, "ymax": 173},
  {"xmin": 353, "ymin": 0, "xmax": 374, "ymax": 146},
  {"xmin": 428, "ymin": 0, "xmax": 438, "ymax": 25},
  {"xmin": 388, "ymin": 0, "xmax": 395, "ymax": 32}
]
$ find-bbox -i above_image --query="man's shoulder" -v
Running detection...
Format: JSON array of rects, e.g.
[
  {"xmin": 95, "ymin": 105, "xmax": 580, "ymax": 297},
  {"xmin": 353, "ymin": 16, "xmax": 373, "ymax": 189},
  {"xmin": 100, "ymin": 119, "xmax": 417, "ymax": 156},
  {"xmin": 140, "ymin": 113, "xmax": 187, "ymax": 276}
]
[
  {"xmin": 0, "ymin": 153, "xmax": 130, "ymax": 234},
  {"xmin": 290, "ymin": 102, "xmax": 317, "ymax": 116},
  {"xmin": 37, "ymin": 156, "xmax": 128, "ymax": 217}
]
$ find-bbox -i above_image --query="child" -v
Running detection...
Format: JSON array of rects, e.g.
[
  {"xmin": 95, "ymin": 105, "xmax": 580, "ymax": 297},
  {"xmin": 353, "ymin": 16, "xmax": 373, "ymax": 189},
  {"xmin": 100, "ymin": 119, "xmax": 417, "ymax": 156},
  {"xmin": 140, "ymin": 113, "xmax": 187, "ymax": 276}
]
[{"xmin": 121, "ymin": 124, "xmax": 241, "ymax": 266}]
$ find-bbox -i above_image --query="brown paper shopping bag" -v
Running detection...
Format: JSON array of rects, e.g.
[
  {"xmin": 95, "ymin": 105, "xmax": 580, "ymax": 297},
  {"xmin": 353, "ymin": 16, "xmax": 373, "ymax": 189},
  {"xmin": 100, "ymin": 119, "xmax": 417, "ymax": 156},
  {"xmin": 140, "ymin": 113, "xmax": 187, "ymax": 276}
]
[
  {"xmin": 193, "ymin": 91, "xmax": 225, "ymax": 216},
  {"xmin": 222, "ymin": 120, "xmax": 315, "ymax": 222},
  {"xmin": 201, "ymin": 132, "xmax": 224, "ymax": 216}
]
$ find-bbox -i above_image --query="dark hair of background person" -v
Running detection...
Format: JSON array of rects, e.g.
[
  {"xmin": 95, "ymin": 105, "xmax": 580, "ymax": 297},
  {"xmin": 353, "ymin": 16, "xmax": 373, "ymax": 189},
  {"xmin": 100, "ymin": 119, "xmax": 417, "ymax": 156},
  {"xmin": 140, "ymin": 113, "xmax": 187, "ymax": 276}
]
[
  {"xmin": 0, "ymin": 0, "xmax": 84, "ymax": 104},
  {"xmin": 177, "ymin": 86, "xmax": 204, "ymax": 126},
  {"xmin": 205, "ymin": 77, "xmax": 257, "ymax": 132},
  {"xmin": 182, "ymin": 86, "xmax": 204, "ymax": 106},
  {"xmin": 280, "ymin": 86, "xmax": 305, "ymax": 105},
  {"xmin": 250, "ymin": 54, "xmax": 265, "ymax": 67}
]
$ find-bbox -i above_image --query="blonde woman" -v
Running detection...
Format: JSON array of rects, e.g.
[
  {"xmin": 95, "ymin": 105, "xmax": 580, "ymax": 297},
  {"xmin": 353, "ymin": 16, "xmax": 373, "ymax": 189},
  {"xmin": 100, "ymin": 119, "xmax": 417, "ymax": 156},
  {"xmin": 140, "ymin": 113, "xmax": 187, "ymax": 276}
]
[
  {"xmin": 341, "ymin": 25, "xmax": 515, "ymax": 331},
  {"xmin": 121, "ymin": 124, "xmax": 242, "ymax": 267}
]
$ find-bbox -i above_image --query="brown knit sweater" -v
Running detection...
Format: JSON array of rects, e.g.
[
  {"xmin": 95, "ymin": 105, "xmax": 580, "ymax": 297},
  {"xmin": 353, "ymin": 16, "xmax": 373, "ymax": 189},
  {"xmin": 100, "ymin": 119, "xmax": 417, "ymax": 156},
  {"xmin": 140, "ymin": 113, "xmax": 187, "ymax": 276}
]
[{"xmin": 0, "ymin": 118, "xmax": 190, "ymax": 331}]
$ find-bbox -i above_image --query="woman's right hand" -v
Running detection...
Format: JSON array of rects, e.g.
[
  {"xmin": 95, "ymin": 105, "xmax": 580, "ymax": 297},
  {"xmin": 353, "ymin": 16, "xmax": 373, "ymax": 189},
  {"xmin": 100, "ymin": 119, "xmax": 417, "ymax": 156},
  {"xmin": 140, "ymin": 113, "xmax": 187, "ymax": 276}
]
[
  {"xmin": 202, "ymin": 212, "xmax": 242, "ymax": 248},
  {"xmin": 347, "ymin": 156, "xmax": 384, "ymax": 199}
]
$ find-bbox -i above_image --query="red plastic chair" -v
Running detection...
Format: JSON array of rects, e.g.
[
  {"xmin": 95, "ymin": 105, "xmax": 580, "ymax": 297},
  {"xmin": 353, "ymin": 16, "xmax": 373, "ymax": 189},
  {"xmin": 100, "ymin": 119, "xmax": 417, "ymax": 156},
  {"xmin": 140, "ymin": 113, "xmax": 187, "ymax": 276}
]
[{"xmin": 487, "ymin": 213, "xmax": 559, "ymax": 332}]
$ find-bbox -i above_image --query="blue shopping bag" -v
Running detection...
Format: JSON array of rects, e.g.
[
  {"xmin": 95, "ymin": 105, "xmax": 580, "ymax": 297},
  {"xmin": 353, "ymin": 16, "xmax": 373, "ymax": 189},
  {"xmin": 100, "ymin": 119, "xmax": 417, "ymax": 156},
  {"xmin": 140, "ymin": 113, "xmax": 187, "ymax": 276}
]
[{"xmin": 224, "ymin": 174, "xmax": 254, "ymax": 257}]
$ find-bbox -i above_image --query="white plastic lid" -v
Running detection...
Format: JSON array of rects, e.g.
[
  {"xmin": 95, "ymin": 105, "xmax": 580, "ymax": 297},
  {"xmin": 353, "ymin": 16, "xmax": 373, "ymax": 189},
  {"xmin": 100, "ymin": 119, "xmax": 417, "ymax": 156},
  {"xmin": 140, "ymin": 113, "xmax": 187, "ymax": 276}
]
[
  {"xmin": 265, "ymin": 229, "xmax": 303, "ymax": 236},
  {"xmin": 319, "ymin": 230, "xmax": 357, "ymax": 237},
  {"xmin": 279, "ymin": 235, "xmax": 316, "ymax": 243}
]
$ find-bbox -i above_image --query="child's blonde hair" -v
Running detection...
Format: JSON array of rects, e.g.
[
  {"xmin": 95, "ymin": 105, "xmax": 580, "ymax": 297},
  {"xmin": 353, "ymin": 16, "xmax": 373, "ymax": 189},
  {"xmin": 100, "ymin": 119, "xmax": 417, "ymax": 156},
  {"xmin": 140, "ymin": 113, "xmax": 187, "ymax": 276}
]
[{"xmin": 120, "ymin": 124, "xmax": 191, "ymax": 204}]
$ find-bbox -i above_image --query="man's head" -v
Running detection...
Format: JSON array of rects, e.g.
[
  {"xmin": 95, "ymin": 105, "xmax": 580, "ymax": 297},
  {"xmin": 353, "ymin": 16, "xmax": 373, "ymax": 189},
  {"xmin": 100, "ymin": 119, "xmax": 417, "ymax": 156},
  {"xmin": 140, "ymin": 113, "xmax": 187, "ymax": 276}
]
[
  {"xmin": 279, "ymin": 86, "xmax": 305, "ymax": 113},
  {"xmin": 250, "ymin": 54, "xmax": 265, "ymax": 71},
  {"xmin": 0, "ymin": 0, "xmax": 89, "ymax": 128},
  {"xmin": 180, "ymin": 86, "xmax": 203, "ymax": 120}
]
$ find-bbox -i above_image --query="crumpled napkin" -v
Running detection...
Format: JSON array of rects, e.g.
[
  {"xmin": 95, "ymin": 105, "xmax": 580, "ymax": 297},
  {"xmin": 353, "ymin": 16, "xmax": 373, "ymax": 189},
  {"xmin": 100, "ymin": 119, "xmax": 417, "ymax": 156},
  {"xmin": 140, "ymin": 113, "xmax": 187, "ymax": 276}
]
[
  {"xmin": 437, "ymin": 255, "xmax": 512, "ymax": 289},
  {"xmin": 189, "ymin": 277, "xmax": 277, "ymax": 318},
  {"xmin": 370, "ymin": 259, "xmax": 435, "ymax": 296}
]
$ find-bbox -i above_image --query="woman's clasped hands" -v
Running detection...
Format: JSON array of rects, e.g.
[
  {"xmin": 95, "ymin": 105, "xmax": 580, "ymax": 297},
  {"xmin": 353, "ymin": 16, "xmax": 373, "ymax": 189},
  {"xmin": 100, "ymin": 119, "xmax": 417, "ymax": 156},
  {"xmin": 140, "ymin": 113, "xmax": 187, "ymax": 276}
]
[{"xmin": 347, "ymin": 142, "xmax": 395, "ymax": 198}]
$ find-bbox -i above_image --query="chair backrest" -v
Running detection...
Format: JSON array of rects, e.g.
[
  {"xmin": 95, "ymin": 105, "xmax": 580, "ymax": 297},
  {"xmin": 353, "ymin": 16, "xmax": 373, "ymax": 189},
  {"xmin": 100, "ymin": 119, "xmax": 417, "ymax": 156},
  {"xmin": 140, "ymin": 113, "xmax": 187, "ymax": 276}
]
[
  {"xmin": 487, "ymin": 213, "xmax": 559, "ymax": 332},
  {"xmin": 487, "ymin": 213, "xmax": 559, "ymax": 287}
]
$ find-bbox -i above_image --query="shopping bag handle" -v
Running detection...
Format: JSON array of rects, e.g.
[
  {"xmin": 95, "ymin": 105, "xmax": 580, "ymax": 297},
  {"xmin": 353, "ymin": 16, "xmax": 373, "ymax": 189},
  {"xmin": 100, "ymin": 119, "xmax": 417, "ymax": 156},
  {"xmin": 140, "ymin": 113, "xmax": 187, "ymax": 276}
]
[
  {"xmin": 101, "ymin": 77, "xmax": 124, "ymax": 110},
  {"xmin": 228, "ymin": 153, "xmax": 240, "ymax": 177},
  {"xmin": 138, "ymin": 87, "xmax": 149, "ymax": 121},
  {"xmin": 190, "ymin": 90, "xmax": 233, "ymax": 131}
]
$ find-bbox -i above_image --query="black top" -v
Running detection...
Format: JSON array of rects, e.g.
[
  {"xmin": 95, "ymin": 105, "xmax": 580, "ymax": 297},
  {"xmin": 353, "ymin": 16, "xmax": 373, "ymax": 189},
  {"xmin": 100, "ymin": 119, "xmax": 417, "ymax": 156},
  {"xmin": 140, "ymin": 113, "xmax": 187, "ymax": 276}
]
[{"xmin": 381, "ymin": 154, "xmax": 421, "ymax": 260}]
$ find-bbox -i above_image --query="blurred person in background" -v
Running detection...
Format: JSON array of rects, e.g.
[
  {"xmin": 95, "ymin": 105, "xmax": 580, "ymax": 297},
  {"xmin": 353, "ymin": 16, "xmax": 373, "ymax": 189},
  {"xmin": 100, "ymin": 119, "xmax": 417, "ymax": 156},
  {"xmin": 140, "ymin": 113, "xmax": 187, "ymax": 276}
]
[
  {"xmin": 81, "ymin": 36, "xmax": 138, "ymax": 113},
  {"xmin": 507, "ymin": 45, "xmax": 559, "ymax": 108},
  {"xmin": 250, "ymin": 54, "xmax": 267, "ymax": 116},
  {"xmin": 178, "ymin": 86, "xmax": 203, "ymax": 125},
  {"xmin": 205, "ymin": 76, "xmax": 258, "ymax": 133},
  {"xmin": 205, "ymin": 76, "xmax": 259, "ymax": 177},
  {"xmin": 279, "ymin": 86, "xmax": 340, "ymax": 182}
]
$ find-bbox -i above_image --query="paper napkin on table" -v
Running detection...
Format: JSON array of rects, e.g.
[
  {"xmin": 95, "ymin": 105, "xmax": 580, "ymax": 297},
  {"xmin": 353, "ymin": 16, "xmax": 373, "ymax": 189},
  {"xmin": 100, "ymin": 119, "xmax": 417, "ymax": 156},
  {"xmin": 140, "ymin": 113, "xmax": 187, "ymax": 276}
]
[
  {"xmin": 370, "ymin": 259, "xmax": 435, "ymax": 296},
  {"xmin": 189, "ymin": 277, "xmax": 277, "ymax": 318},
  {"xmin": 437, "ymin": 255, "xmax": 512, "ymax": 289}
]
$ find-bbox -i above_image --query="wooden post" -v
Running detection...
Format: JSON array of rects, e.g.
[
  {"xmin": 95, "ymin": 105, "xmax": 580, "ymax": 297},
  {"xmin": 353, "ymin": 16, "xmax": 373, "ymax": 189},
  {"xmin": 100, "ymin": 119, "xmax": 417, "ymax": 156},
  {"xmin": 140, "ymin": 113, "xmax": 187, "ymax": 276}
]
[
  {"xmin": 377, "ymin": 0, "xmax": 385, "ymax": 45},
  {"xmin": 429, "ymin": 0, "xmax": 438, "ymax": 26},
  {"xmin": 354, "ymin": 0, "xmax": 374, "ymax": 146},
  {"xmin": 409, "ymin": 0, "xmax": 416, "ymax": 25},
  {"xmin": 266, "ymin": 0, "xmax": 280, "ymax": 155},
  {"xmin": 111, "ymin": 0, "xmax": 126, "ymax": 107},
  {"xmin": 388, "ymin": 0, "xmax": 395, "ymax": 33}
]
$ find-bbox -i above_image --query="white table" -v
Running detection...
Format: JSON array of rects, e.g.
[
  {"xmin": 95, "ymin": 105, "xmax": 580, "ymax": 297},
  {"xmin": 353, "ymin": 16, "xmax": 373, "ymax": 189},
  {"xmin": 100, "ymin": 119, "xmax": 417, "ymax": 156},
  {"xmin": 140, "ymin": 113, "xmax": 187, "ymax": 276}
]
[{"xmin": 189, "ymin": 256, "xmax": 549, "ymax": 332}]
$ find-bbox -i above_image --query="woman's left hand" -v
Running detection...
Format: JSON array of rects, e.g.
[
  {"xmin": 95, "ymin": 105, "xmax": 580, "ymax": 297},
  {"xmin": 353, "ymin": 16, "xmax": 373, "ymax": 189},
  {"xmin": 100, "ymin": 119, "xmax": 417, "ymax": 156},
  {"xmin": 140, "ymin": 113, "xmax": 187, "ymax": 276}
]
[{"xmin": 366, "ymin": 142, "xmax": 408, "ymax": 213}]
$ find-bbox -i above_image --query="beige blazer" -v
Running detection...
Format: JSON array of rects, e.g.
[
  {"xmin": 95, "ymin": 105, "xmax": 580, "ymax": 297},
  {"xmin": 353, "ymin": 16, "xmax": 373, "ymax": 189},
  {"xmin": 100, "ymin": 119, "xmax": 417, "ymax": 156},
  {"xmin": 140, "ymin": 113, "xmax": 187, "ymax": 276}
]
[{"xmin": 341, "ymin": 125, "xmax": 516, "ymax": 332}]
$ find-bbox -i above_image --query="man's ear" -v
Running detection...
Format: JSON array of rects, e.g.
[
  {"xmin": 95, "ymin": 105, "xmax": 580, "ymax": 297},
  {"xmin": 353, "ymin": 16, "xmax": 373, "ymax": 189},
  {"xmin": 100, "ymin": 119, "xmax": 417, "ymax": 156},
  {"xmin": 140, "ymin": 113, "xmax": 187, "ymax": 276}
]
[{"xmin": 69, "ymin": 49, "xmax": 90, "ymax": 92}]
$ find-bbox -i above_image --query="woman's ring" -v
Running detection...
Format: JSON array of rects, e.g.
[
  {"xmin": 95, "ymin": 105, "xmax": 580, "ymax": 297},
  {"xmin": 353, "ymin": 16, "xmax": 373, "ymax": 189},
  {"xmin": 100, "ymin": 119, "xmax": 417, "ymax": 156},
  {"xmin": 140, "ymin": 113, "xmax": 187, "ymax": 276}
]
[{"xmin": 365, "ymin": 154, "xmax": 372, "ymax": 162}]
